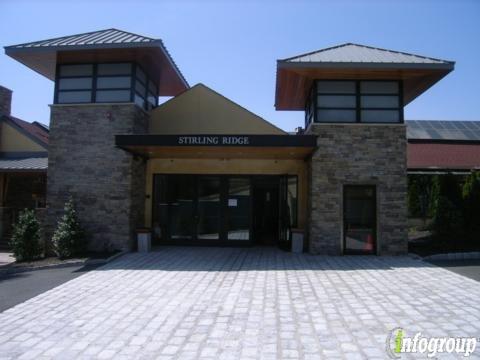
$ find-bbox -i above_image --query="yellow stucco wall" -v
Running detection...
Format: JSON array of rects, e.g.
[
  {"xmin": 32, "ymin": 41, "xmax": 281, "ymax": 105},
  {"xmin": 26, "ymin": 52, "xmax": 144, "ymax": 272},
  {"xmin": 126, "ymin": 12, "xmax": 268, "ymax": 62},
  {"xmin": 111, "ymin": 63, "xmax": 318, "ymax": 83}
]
[
  {"xmin": 0, "ymin": 122, "xmax": 45, "ymax": 152},
  {"xmin": 144, "ymin": 158, "xmax": 308, "ymax": 230},
  {"xmin": 149, "ymin": 84, "xmax": 286, "ymax": 135}
]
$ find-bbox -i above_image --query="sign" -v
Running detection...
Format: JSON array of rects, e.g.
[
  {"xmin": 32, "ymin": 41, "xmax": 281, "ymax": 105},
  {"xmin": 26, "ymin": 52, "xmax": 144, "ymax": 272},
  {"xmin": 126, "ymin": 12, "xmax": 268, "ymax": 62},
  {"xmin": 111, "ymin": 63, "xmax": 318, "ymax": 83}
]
[
  {"xmin": 177, "ymin": 136, "xmax": 250, "ymax": 146},
  {"xmin": 228, "ymin": 198, "xmax": 238, "ymax": 207}
]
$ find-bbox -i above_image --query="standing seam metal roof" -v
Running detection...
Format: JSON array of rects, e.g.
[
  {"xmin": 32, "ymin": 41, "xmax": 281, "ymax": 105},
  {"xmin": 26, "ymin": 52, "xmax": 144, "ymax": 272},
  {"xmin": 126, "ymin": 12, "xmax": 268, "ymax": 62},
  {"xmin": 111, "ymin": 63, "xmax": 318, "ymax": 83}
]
[
  {"xmin": 282, "ymin": 43, "xmax": 454, "ymax": 65},
  {"xmin": 5, "ymin": 28, "xmax": 157, "ymax": 49}
]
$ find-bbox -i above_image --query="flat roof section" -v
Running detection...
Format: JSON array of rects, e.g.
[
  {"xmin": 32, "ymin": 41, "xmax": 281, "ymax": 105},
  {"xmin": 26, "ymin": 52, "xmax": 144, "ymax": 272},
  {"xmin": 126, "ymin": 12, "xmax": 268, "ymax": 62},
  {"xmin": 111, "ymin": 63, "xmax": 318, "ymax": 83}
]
[{"xmin": 115, "ymin": 134, "xmax": 317, "ymax": 160}]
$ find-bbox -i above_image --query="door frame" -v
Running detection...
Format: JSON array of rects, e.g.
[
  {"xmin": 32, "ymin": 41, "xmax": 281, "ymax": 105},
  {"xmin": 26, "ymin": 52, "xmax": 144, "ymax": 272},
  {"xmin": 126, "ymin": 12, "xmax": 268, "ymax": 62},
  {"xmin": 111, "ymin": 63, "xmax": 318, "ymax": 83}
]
[{"xmin": 342, "ymin": 184, "xmax": 377, "ymax": 255}]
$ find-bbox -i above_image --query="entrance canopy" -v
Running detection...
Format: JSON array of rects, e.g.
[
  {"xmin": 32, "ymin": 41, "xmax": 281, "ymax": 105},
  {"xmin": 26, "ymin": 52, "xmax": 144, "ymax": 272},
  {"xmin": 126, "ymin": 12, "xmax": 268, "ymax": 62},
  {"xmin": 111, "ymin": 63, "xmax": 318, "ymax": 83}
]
[{"xmin": 115, "ymin": 134, "xmax": 317, "ymax": 159}]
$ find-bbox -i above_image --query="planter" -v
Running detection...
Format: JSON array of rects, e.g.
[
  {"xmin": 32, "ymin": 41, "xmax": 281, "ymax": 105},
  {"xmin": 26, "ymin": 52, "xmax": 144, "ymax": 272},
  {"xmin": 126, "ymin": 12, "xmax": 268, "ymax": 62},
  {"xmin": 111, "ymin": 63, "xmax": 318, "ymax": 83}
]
[{"xmin": 137, "ymin": 228, "xmax": 151, "ymax": 253}]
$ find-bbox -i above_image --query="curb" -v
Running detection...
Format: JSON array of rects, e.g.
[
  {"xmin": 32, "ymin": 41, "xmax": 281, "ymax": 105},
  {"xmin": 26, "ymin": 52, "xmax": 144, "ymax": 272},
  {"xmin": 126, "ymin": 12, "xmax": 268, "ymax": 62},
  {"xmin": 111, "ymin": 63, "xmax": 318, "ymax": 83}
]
[
  {"xmin": 423, "ymin": 251, "xmax": 480, "ymax": 261},
  {"xmin": 0, "ymin": 251, "xmax": 128, "ymax": 277}
]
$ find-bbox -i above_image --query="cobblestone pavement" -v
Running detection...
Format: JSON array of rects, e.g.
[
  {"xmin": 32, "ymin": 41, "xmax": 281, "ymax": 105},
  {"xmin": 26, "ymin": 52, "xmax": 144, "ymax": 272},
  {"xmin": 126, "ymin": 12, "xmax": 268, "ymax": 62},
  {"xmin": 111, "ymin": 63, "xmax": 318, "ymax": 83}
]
[{"xmin": 0, "ymin": 247, "xmax": 479, "ymax": 359}]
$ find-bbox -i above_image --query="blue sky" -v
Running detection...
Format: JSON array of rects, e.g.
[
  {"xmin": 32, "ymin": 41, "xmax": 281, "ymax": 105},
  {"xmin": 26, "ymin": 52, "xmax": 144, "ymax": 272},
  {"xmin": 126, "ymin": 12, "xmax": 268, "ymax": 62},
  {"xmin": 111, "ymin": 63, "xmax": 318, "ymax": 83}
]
[{"xmin": 1, "ymin": 0, "xmax": 479, "ymax": 130}]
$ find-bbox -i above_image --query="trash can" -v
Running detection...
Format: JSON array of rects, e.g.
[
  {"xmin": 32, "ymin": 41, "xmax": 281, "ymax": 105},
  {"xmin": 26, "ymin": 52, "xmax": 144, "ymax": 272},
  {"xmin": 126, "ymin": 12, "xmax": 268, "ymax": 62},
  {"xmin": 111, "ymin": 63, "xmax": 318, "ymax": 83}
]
[
  {"xmin": 291, "ymin": 228, "xmax": 304, "ymax": 253},
  {"xmin": 137, "ymin": 228, "xmax": 151, "ymax": 252}
]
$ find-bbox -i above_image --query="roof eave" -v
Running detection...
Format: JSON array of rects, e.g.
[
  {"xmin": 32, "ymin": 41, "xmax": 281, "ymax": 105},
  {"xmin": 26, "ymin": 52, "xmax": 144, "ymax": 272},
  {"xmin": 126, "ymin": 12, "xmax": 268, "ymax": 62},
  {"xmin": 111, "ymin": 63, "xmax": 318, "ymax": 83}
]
[{"xmin": 277, "ymin": 60, "xmax": 455, "ymax": 71}]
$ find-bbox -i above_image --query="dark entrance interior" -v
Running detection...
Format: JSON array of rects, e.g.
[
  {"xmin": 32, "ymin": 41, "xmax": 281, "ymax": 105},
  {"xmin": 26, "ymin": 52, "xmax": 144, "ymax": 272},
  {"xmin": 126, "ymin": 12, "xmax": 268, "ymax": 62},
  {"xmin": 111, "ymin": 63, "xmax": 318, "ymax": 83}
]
[
  {"xmin": 252, "ymin": 178, "xmax": 279, "ymax": 245},
  {"xmin": 343, "ymin": 185, "xmax": 377, "ymax": 255},
  {"xmin": 152, "ymin": 174, "xmax": 297, "ymax": 248}
]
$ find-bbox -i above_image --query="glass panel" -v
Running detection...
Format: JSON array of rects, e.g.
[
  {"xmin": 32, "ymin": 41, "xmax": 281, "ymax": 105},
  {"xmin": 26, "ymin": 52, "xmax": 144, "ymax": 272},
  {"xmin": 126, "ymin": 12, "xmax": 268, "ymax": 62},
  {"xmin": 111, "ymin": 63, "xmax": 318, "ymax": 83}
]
[
  {"xmin": 59, "ymin": 64, "xmax": 93, "ymax": 77},
  {"xmin": 287, "ymin": 176, "xmax": 298, "ymax": 228},
  {"xmin": 97, "ymin": 76, "xmax": 131, "ymax": 89},
  {"xmin": 136, "ymin": 66, "xmax": 146, "ymax": 83},
  {"xmin": 360, "ymin": 81, "xmax": 398, "ymax": 94},
  {"xmin": 170, "ymin": 176, "xmax": 195, "ymax": 239},
  {"xmin": 152, "ymin": 175, "xmax": 168, "ymax": 241},
  {"xmin": 147, "ymin": 92, "xmax": 156, "ymax": 106},
  {"xmin": 135, "ymin": 80, "xmax": 146, "ymax": 96},
  {"xmin": 317, "ymin": 109, "xmax": 356, "ymax": 123},
  {"xmin": 361, "ymin": 110, "xmax": 400, "ymax": 123},
  {"xmin": 96, "ymin": 90, "xmax": 131, "ymax": 102},
  {"xmin": 57, "ymin": 91, "xmax": 91, "ymax": 103},
  {"xmin": 361, "ymin": 95, "xmax": 399, "ymax": 108},
  {"xmin": 197, "ymin": 177, "xmax": 221, "ymax": 240},
  {"xmin": 344, "ymin": 186, "xmax": 376, "ymax": 254},
  {"xmin": 97, "ymin": 63, "xmax": 132, "ymax": 75},
  {"xmin": 134, "ymin": 93, "xmax": 145, "ymax": 108},
  {"xmin": 148, "ymin": 80, "xmax": 157, "ymax": 94},
  {"xmin": 317, "ymin": 95, "xmax": 356, "ymax": 108},
  {"xmin": 317, "ymin": 81, "xmax": 355, "ymax": 94},
  {"xmin": 228, "ymin": 178, "xmax": 250, "ymax": 240},
  {"xmin": 58, "ymin": 78, "xmax": 92, "ymax": 90}
]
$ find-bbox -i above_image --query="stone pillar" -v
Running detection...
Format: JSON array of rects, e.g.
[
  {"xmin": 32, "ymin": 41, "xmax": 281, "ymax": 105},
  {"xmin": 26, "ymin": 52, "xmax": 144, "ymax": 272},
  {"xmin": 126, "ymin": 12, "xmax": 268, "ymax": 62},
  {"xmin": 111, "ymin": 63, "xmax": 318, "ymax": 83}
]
[
  {"xmin": 46, "ymin": 104, "xmax": 148, "ymax": 252},
  {"xmin": 306, "ymin": 124, "xmax": 408, "ymax": 255},
  {"xmin": 0, "ymin": 86, "xmax": 12, "ymax": 116}
]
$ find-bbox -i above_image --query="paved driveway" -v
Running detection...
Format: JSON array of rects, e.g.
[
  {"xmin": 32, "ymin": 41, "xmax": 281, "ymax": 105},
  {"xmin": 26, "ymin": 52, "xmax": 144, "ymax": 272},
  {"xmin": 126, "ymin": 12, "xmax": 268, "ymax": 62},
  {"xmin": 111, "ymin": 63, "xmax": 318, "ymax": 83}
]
[{"xmin": 0, "ymin": 247, "xmax": 479, "ymax": 359}]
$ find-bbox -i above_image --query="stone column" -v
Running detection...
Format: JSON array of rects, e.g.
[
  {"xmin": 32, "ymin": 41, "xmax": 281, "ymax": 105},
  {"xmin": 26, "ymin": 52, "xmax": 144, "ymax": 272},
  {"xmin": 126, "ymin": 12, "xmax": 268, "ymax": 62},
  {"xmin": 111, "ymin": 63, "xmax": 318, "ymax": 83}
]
[{"xmin": 46, "ymin": 104, "xmax": 148, "ymax": 252}]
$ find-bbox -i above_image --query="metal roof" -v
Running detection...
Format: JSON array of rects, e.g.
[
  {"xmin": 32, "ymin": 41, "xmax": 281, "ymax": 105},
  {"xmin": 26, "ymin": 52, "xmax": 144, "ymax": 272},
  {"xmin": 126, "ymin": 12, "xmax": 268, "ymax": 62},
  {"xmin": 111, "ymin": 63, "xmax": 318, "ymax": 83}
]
[
  {"xmin": 0, "ymin": 157, "xmax": 47, "ymax": 171},
  {"xmin": 5, "ymin": 28, "xmax": 189, "ymax": 96},
  {"xmin": 407, "ymin": 120, "xmax": 480, "ymax": 141},
  {"xmin": 5, "ymin": 28, "xmax": 157, "ymax": 49},
  {"xmin": 282, "ymin": 43, "xmax": 454, "ymax": 66}
]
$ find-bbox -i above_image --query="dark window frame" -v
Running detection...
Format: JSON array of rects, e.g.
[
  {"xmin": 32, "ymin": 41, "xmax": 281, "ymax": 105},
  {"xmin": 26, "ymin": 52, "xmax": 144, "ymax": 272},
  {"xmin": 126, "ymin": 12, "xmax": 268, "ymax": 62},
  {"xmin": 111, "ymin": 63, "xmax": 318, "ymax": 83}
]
[
  {"xmin": 306, "ymin": 79, "xmax": 404, "ymax": 125},
  {"xmin": 54, "ymin": 62, "xmax": 159, "ymax": 110}
]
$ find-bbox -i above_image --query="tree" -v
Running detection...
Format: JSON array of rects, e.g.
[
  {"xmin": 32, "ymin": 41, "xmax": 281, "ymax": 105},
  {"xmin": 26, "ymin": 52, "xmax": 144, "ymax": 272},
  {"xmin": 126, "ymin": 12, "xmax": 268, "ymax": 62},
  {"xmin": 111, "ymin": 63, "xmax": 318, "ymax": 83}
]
[
  {"xmin": 430, "ymin": 174, "xmax": 464, "ymax": 247},
  {"xmin": 9, "ymin": 209, "xmax": 43, "ymax": 261},
  {"xmin": 52, "ymin": 198, "xmax": 86, "ymax": 259},
  {"xmin": 462, "ymin": 171, "xmax": 480, "ymax": 245}
]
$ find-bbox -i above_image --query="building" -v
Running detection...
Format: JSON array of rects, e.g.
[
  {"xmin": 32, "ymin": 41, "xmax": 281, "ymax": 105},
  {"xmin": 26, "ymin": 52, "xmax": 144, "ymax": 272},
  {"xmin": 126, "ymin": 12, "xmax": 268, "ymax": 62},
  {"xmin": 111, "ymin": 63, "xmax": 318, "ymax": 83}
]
[
  {"xmin": 4, "ymin": 29, "xmax": 457, "ymax": 255},
  {"xmin": 0, "ymin": 86, "xmax": 49, "ymax": 248}
]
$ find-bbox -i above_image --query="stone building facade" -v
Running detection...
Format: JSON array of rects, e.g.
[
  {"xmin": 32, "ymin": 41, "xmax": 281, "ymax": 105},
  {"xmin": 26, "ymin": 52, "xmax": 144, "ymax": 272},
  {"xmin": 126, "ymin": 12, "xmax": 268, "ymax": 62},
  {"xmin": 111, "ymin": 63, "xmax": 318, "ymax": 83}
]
[
  {"xmin": 46, "ymin": 104, "xmax": 148, "ymax": 251},
  {"xmin": 307, "ymin": 124, "xmax": 408, "ymax": 255}
]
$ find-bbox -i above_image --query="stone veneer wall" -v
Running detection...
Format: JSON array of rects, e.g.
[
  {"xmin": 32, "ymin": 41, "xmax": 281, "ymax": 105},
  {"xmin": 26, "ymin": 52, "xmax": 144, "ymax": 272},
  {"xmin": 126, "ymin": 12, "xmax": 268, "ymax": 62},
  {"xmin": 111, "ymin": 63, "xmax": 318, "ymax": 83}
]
[
  {"xmin": 306, "ymin": 124, "xmax": 408, "ymax": 255},
  {"xmin": 46, "ymin": 104, "xmax": 148, "ymax": 252}
]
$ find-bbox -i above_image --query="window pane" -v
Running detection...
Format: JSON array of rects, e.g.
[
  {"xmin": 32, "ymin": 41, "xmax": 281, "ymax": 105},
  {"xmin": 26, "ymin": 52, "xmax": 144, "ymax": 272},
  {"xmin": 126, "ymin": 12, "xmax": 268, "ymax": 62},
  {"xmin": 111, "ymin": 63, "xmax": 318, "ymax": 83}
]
[
  {"xmin": 228, "ymin": 178, "xmax": 250, "ymax": 240},
  {"xmin": 361, "ymin": 95, "xmax": 399, "ymax": 108},
  {"xmin": 147, "ymin": 92, "xmax": 157, "ymax": 106},
  {"xmin": 136, "ymin": 66, "xmax": 146, "ymax": 83},
  {"xmin": 287, "ymin": 176, "xmax": 298, "ymax": 228},
  {"xmin": 148, "ymin": 81, "xmax": 157, "ymax": 94},
  {"xmin": 59, "ymin": 64, "xmax": 93, "ymax": 77},
  {"xmin": 197, "ymin": 177, "xmax": 221, "ymax": 240},
  {"xmin": 317, "ymin": 95, "xmax": 356, "ymax": 108},
  {"xmin": 97, "ymin": 76, "xmax": 131, "ymax": 89},
  {"xmin": 317, "ymin": 109, "xmax": 356, "ymax": 123},
  {"xmin": 134, "ymin": 93, "xmax": 145, "ymax": 108},
  {"xmin": 97, "ymin": 63, "xmax": 132, "ymax": 75},
  {"xmin": 317, "ymin": 81, "xmax": 355, "ymax": 94},
  {"xmin": 135, "ymin": 80, "xmax": 146, "ymax": 96},
  {"xmin": 96, "ymin": 90, "xmax": 131, "ymax": 102},
  {"xmin": 360, "ymin": 81, "xmax": 398, "ymax": 94},
  {"xmin": 361, "ymin": 110, "xmax": 400, "ymax": 123},
  {"xmin": 58, "ymin": 78, "xmax": 92, "ymax": 90},
  {"xmin": 57, "ymin": 91, "xmax": 91, "ymax": 103}
]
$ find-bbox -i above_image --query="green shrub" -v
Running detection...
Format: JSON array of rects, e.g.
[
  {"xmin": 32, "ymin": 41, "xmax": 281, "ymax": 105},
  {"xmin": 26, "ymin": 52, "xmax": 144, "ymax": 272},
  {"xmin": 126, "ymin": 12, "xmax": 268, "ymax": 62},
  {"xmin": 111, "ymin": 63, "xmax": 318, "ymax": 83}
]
[
  {"xmin": 408, "ymin": 175, "xmax": 434, "ymax": 218},
  {"xmin": 9, "ymin": 209, "xmax": 43, "ymax": 261},
  {"xmin": 462, "ymin": 171, "xmax": 480, "ymax": 244},
  {"xmin": 52, "ymin": 198, "xmax": 86, "ymax": 259}
]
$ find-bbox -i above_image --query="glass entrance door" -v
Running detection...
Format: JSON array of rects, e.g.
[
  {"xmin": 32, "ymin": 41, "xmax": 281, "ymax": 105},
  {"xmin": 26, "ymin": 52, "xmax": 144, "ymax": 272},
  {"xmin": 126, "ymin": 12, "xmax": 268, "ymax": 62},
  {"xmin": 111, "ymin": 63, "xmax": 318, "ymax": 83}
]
[
  {"xmin": 197, "ymin": 176, "xmax": 221, "ymax": 240},
  {"xmin": 343, "ymin": 185, "xmax": 376, "ymax": 254}
]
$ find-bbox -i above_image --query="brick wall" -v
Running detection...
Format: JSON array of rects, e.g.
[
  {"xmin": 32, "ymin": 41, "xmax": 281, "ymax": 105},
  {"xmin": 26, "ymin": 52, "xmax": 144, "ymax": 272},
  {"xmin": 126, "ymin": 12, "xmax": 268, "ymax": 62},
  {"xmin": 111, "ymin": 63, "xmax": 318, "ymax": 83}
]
[
  {"xmin": 306, "ymin": 124, "xmax": 408, "ymax": 255},
  {"xmin": 46, "ymin": 104, "xmax": 148, "ymax": 252}
]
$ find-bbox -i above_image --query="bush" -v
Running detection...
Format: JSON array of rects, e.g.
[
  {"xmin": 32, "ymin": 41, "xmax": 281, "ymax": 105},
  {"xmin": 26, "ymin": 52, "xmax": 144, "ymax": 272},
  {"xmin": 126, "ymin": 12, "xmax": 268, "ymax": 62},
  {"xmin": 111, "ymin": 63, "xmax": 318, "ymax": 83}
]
[
  {"xmin": 9, "ymin": 209, "xmax": 43, "ymax": 261},
  {"xmin": 408, "ymin": 175, "xmax": 434, "ymax": 218},
  {"xmin": 462, "ymin": 171, "xmax": 480, "ymax": 244},
  {"xmin": 52, "ymin": 198, "xmax": 86, "ymax": 259}
]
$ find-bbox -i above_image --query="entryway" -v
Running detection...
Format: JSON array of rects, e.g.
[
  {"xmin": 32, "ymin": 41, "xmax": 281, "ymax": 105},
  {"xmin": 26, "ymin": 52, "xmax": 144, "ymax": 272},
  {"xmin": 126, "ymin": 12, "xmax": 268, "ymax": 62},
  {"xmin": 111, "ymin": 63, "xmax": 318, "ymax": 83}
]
[{"xmin": 152, "ymin": 174, "xmax": 297, "ymax": 248}]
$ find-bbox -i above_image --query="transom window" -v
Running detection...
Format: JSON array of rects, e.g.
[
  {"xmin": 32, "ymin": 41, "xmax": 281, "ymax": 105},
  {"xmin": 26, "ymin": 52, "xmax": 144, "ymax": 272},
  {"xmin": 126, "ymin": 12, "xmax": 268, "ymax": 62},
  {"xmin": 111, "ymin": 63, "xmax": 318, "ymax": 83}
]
[
  {"xmin": 305, "ymin": 80, "xmax": 403, "ymax": 126},
  {"xmin": 55, "ymin": 62, "xmax": 158, "ymax": 110}
]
